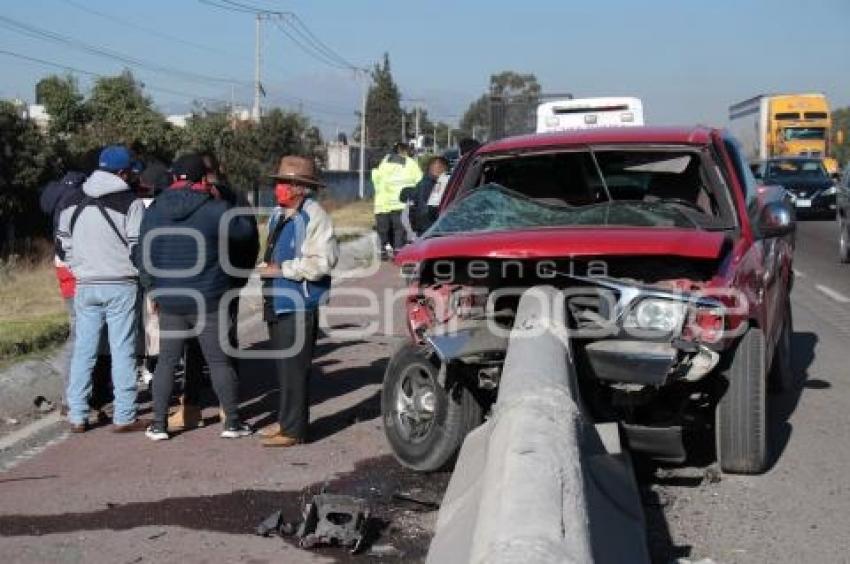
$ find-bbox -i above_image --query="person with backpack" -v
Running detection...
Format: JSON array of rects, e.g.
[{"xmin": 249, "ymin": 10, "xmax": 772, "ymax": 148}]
[
  {"xmin": 41, "ymin": 171, "xmax": 111, "ymax": 419},
  {"xmin": 56, "ymin": 145, "xmax": 147, "ymax": 433},
  {"xmin": 140, "ymin": 153, "xmax": 256, "ymax": 441}
]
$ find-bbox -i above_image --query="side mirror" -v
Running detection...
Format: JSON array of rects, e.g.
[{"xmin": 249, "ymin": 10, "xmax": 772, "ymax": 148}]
[
  {"xmin": 831, "ymin": 172, "xmax": 841, "ymax": 181},
  {"xmin": 758, "ymin": 201, "xmax": 795, "ymax": 238}
]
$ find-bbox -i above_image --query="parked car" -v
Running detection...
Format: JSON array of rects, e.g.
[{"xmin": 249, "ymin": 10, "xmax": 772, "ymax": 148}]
[
  {"xmin": 838, "ymin": 162, "xmax": 850, "ymax": 262},
  {"xmin": 384, "ymin": 126, "xmax": 796, "ymax": 475},
  {"xmin": 755, "ymin": 156, "xmax": 838, "ymax": 216}
]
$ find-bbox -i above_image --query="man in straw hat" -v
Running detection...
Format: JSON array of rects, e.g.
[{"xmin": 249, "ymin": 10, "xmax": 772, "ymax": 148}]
[{"xmin": 258, "ymin": 156, "xmax": 339, "ymax": 447}]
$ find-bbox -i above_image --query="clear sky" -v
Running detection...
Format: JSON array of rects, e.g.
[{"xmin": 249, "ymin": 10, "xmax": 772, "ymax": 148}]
[{"xmin": 1, "ymin": 0, "xmax": 848, "ymax": 136}]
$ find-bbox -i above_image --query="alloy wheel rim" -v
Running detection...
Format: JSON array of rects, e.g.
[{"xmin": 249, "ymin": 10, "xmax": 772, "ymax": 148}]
[{"xmin": 393, "ymin": 363, "xmax": 438, "ymax": 443}]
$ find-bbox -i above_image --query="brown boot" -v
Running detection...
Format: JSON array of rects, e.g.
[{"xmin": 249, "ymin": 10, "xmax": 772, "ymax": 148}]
[
  {"xmin": 260, "ymin": 432, "xmax": 303, "ymax": 448},
  {"xmin": 168, "ymin": 402, "xmax": 202, "ymax": 430},
  {"xmin": 258, "ymin": 423, "xmax": 281, "ymax": 438}
]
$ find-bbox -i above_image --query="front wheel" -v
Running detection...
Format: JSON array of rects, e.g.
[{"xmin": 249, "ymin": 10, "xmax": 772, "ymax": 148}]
[
  {"xmin": 381, "ymin": 343, "xmax": 482, "ymax": 472},
  {"xmin": 716, "ymin": 327, "xmax": 769, "ymax": 474}
]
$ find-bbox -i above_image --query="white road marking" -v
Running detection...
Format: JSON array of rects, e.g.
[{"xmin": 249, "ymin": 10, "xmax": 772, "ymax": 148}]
[
  {"xmin": 815, "ymin": 284, "xmax": 850, "ymax": 304},
  {"xmin": 0, "ymin": 412, "xmax": 61, "ymax": 452},
  {"xmin": 793, "ymin": 268, "xmax": 806, "ymax": 279}
]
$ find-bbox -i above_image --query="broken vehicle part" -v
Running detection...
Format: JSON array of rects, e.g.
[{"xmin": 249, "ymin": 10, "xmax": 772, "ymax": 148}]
[
  {"xmin": 296, "ymin": 494, "xmax": 370, "ymax": 553},
  {"xmin": 584, "ymin": 341, "xmax": 678, "ymax": 386}
]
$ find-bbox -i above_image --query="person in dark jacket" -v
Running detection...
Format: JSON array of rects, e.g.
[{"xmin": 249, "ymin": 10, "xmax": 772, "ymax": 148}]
[
  {"xmin": 140, "ymin": 153, "xmax": 256, "ymax": 441},
  {"xmin": 412, "ymin": 156, "xmax": 449, "ymax": 234},
  {"xmin": 168, "ymin": 152, "xmax": 260, "ymax": 431}
]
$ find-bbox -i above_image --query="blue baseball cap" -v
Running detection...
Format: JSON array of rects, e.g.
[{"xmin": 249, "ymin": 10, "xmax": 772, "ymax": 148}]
[{"xmin": 98, "ymin": 145, "xmax": 132, "ymax": 172}]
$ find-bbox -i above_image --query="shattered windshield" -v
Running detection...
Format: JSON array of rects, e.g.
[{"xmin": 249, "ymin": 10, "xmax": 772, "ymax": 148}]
[
  {"xmin": 426, "ymin": 148, "xmax": 735, "ymax": 237},
  {"xmin": 426, "ymin": 184, "xmax": 699, "ymax": 236}
]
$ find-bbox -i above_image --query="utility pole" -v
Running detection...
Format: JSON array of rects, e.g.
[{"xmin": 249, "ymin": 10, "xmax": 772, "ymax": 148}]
[
  {"xmin": 447, "ymin": 126, "xmax": 451, "ymax": 149},
  {"xmin": 414, "ymin": 106, "xmax": 421, "ymax": 143},
  {"xmin": 252, "ymin": 13, "xmax": 262, "ymax": 121},
  {"xmin": 433, "ymin": 126, "xmax": 437, "ymax": 153},
  {"xmin": 401, "ymin": 113, "xmax": 407, "ymax": 143},
  {"xmin": 358, "ymin": 71, "xmax": 368, "ymax": 199}
]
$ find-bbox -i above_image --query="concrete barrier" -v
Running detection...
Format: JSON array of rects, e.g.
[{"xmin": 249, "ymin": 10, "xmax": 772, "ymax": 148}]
[{"xmin": 426, "ymin": 286, "xmax": 649, "ymax": 564}]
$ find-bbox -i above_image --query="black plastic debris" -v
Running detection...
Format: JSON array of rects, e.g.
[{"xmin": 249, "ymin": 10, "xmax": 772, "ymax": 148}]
[
  {"xmin": 296, "ymin": 494, "xmax": 370, "ymax": 553},
  {"xmin": 256, "ymin": 510, "xmax": 283, "ymax": 537},
  {"xmin": 33, "ymin": 396, "xmax": 55, "ymax": 413}
]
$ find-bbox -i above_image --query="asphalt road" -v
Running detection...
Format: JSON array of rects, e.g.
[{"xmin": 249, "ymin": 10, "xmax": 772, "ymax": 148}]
[
  {"xmin": 2, "ymin": 221, "xmax": 849, "ymax": 563},
  {"xmin": 0, "ymin": 262, "xmax": 449, "ymax": 564},
  {"xmin": 647, "ymin": 218, "xmax": 850, "ymax": 563}
]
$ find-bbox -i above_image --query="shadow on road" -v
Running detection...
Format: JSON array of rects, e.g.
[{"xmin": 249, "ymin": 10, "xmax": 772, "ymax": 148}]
[
  {"xmin": 767, "ymin": 330, "xmax": 822, "ymax": 470},
  {"xmin": 0, "ymin": 455, "xmax": 447, "ymax": 563},
  {"xmin": 639, "ymin": 330, "xmax": 821, "ymax": 562},
  {"xmin": 229, "ymin": 336, "xmax": 387, "ymax": 439}
]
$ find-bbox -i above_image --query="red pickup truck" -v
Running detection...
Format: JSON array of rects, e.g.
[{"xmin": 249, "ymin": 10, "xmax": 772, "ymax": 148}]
[{"xmin": 383, "ymin": 126, "xmax": 796, "ymax": 475}]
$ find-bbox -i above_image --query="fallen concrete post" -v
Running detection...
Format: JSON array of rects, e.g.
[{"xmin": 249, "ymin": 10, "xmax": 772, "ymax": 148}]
[{"xmin": 426, "ymin": 285, "xmax": 649, "ymax": 564}]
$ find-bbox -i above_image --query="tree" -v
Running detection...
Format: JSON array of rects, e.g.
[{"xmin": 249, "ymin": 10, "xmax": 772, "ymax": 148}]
[
  {"xmin": 459, "ymin": 71, "xmax": 542, "ymax": 140},
  {"xmin": 460, "ymin": 94, "xmax": 488, "ymax": 140},
  {"xmin": 35, "ymin": 74, "xmax": 87, "ymax": 137},
  {"xmin": 0, "ymin": 101, "xmax": 57, "ymax": 251},
  {"xmin": 82, "ymin": 70, "xmax": 179, "ymax": 161},
  {"xmin": 833, "ymin": 107, "xmax": 850, "ymax": 167},
  {"xmin": 184, "ymin": 107, "xmax": 324, "ymax": 193},
  {"xmin": 365, "ymin": 53, "xmax": 402, "ymax": 151}
]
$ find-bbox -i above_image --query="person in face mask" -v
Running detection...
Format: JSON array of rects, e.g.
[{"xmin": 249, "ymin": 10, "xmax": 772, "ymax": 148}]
[
  {"xmin": 139, "ymin": 153, "xmax": 257, "ymax": 442},
  {"xmin": 257, "ymin": 156, "xmax": 339, "ymax": 447}
]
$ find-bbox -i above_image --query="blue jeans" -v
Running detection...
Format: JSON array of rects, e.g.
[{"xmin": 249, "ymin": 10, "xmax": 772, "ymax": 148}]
[{"xmin": 67, "ymin": 284, "xmax": 139, "ymax": 425}]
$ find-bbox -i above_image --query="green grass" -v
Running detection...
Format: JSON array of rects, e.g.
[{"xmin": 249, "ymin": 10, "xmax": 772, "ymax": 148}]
[{"xmin": 0, "ymin": 260, "xmax": 69, "ymax": 362}]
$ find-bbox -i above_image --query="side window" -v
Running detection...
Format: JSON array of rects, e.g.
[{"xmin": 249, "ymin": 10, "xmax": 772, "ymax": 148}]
[{"xmin": 723, "ymin": 137, "xmax": 758, "ymax": 209}]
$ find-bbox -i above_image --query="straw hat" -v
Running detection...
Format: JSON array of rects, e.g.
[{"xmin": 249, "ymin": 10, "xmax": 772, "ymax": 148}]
[{"xmin": 269, "ymin": 156, "xmax": 324, "ymax": 187}]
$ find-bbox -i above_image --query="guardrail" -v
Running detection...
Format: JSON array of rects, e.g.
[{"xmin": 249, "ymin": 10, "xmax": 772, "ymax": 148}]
[{"xmin": 426, "ymin": 285, "xmax": 650, "ymax": 564}]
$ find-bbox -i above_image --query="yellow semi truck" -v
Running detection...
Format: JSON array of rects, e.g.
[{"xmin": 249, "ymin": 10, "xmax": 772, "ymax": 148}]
[{"xmin": 729, "ymin": 93, "xmax": 838, "ymax": 174}]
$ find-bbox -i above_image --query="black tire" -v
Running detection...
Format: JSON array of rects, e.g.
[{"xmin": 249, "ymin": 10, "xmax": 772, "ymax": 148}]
[
  {"xmin": 770, "ymin": 299, "xmax": 796, "ymax": 393},
  {"xmin": 381, "ymin": 343, "xmax": 482, "ymax": 472},
  {"xmin": 716, "ymin": 327, "xmax": 769, "ymax": 474},
  {"xmin": 839, "ymin": 214, "xmax": 850, "ymax": 264}
]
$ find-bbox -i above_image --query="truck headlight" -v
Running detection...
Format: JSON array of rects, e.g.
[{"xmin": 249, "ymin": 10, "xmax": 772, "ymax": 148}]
[{"xmin": 626, "ymin": 299, "xmax": 687, "ymax": 333}]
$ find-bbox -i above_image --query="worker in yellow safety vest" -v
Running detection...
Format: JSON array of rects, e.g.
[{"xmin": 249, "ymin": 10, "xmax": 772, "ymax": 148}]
[{"xmin": 371, "ymin": 143, "xmax": 422, "ymax": 259}]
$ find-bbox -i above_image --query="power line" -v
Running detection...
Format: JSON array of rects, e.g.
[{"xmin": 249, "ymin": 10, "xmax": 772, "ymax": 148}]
[
  {"xmin": 286, "ymin": 13, "xmax": 362, "ymax": 71},
  {"xmin": 271, "ymin": 19, "xmax": 351, "ymax": 71},
  {"xmin": 0, "ymin": 48, "xmax": 355, "ymax": 126},
  {"xmin": 0, "ymin": 48, "xmax": 232, "ymax": 106},
  {"xmin": 0, "ymin": 14, "xmax": 249, "ymax": 88},
  {"xmin": 197, "ymin": 0, "xmax": 365, "ymax": 72},
  {"xmin": 59, "ymin": 0, "xmax": 240, "ymax": 61}
]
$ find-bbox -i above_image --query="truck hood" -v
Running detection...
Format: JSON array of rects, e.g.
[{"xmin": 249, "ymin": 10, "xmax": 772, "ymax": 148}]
[{"xmin": 395, "ymin": 227, "xmax": 727, "ymax": 263}]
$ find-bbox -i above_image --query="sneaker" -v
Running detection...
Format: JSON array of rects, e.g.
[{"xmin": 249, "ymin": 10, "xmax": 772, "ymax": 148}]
[
  {"xmin": 220, "ymin": 421, "xmax": 253, "ymax": 439},
  {"xmin": 145, "ymin": 423, "xmax": 169, "ymax": 441}
]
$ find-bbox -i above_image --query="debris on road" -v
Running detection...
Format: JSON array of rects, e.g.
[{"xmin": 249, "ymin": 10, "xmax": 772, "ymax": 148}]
[
  {"xmin": 33, "ymin": 396, "xmax": 55, "ymax": 413},
  {"xmin": 255, "ymin": 510, "xmax": 283, "ymax": 537},
  {"xmin": 296, "ymin": 493, "xmax": 370, "ymax": 553},
  {"xmin": 256, "ymin": 493, "xmax": 371, "ymax": 553},
  {"xmin": 391, "ymin": 490, "xmax": 441, "ymax": 511}
]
